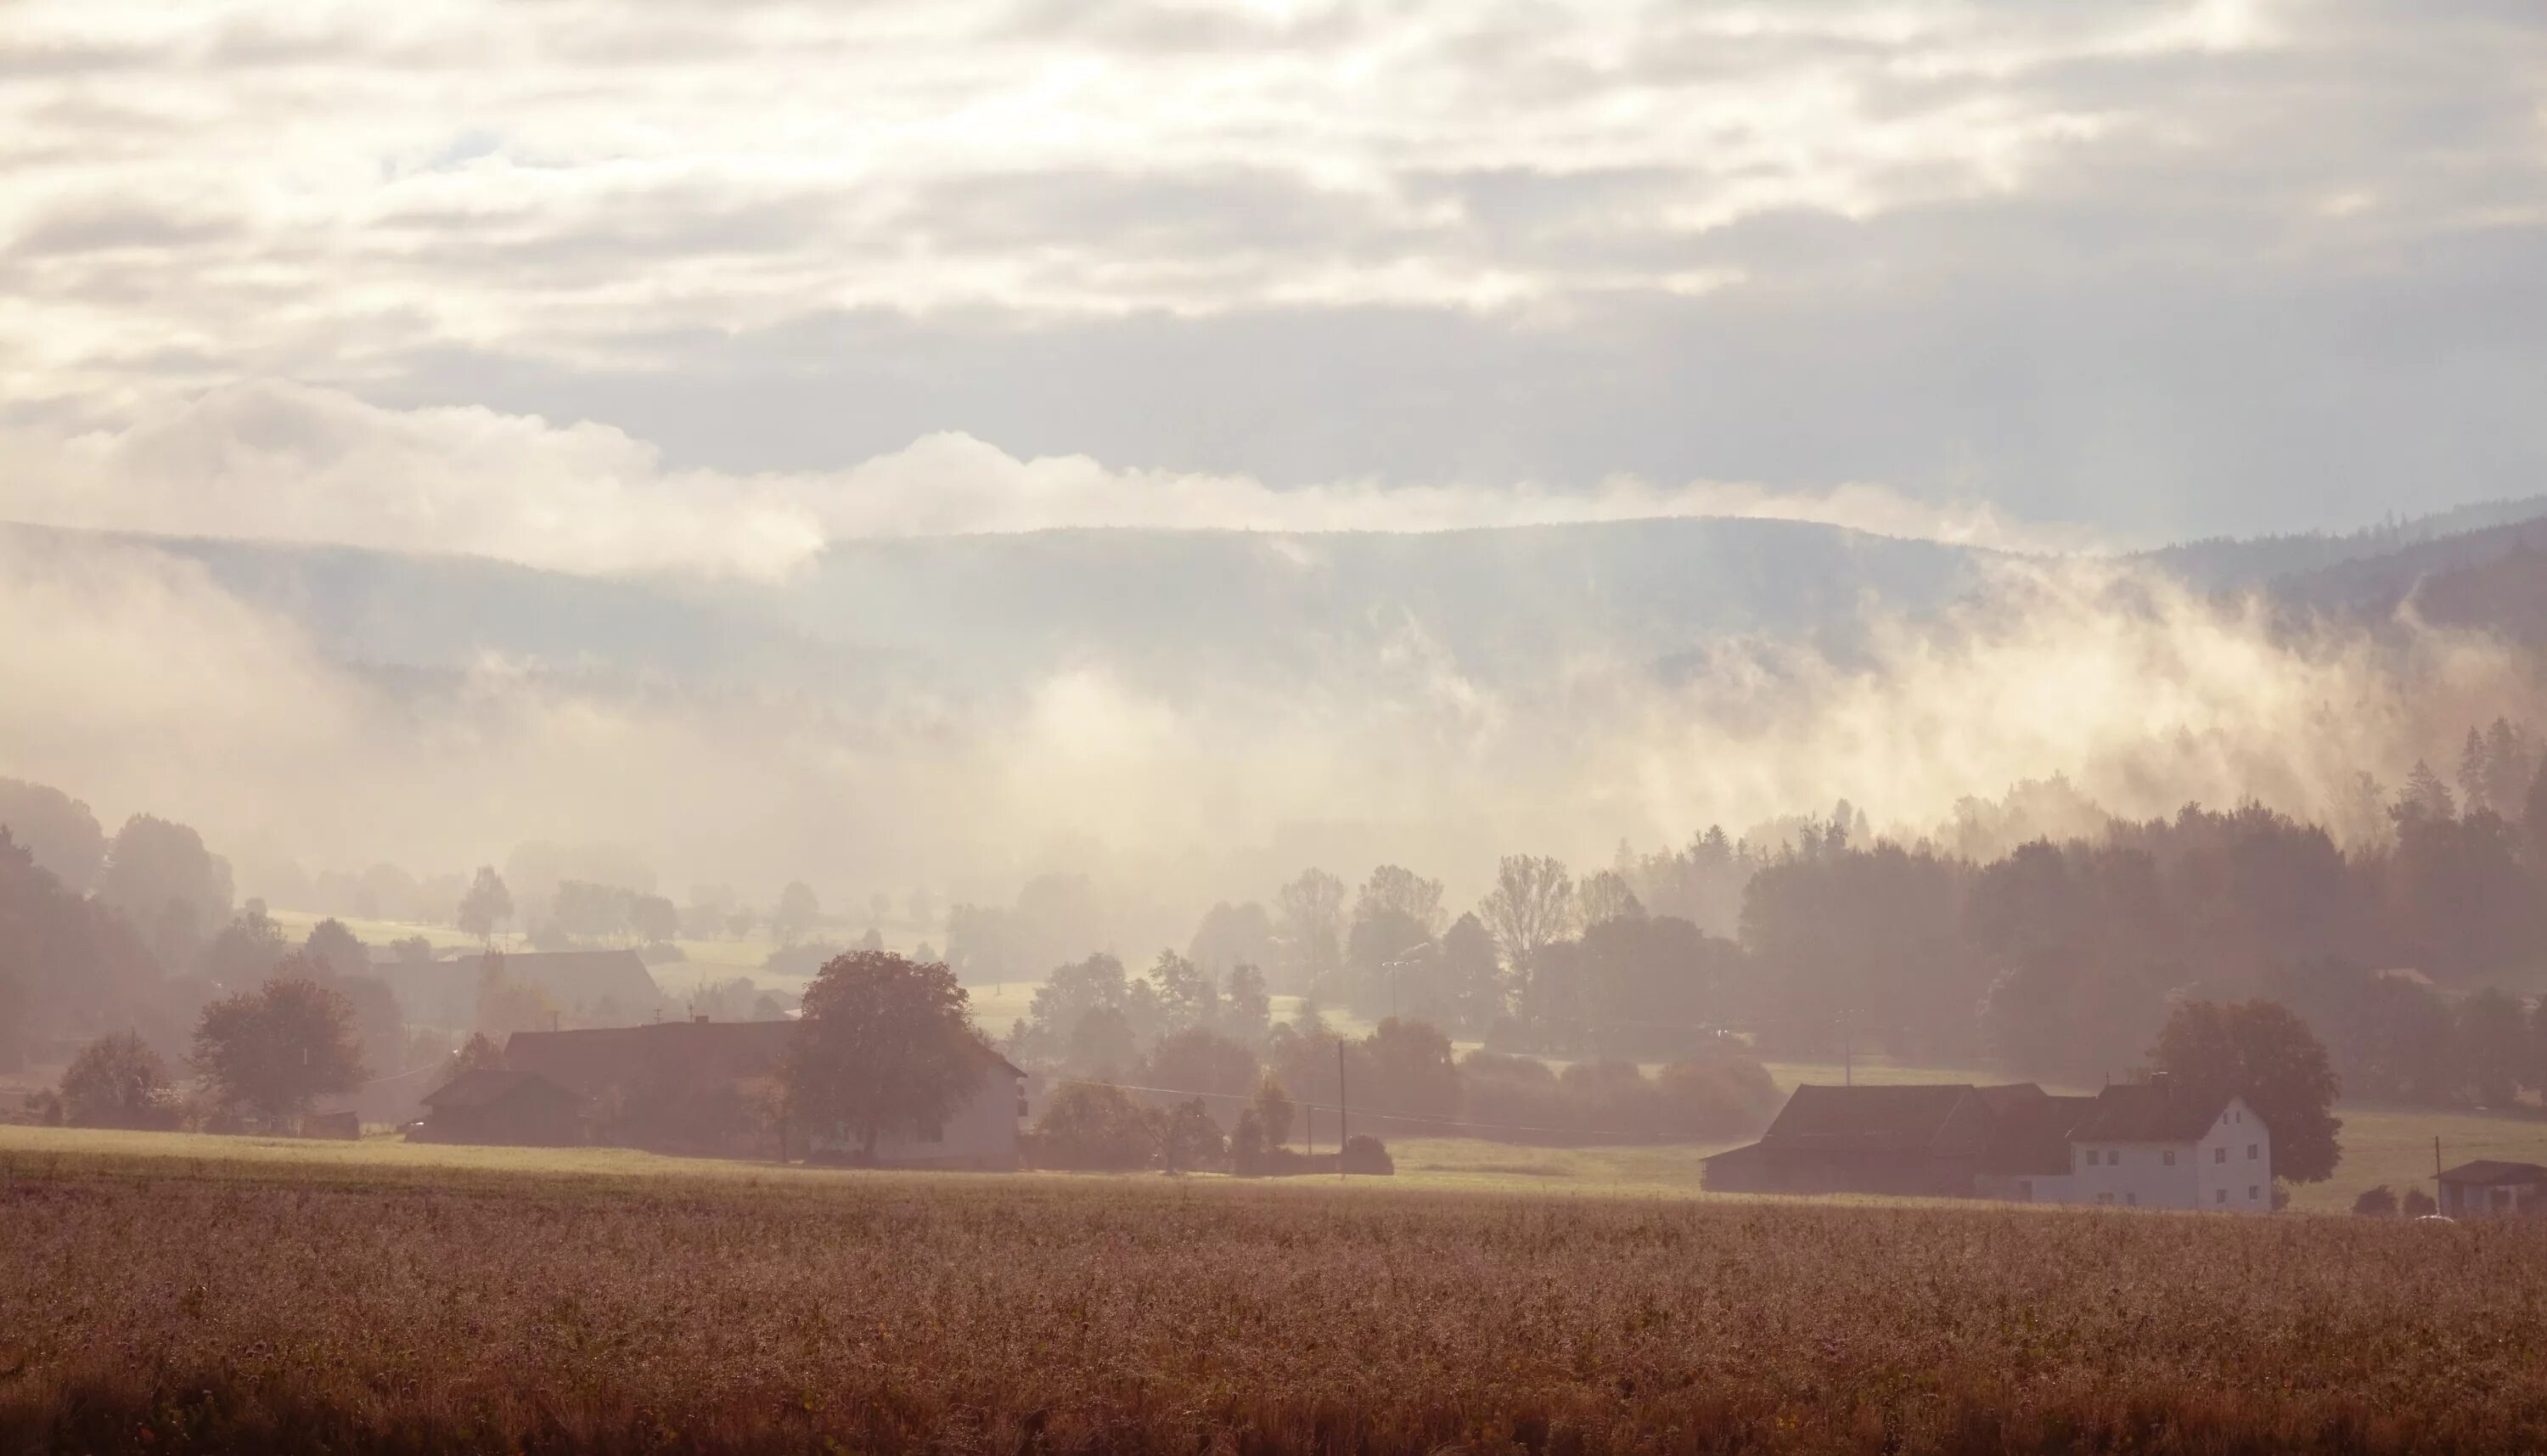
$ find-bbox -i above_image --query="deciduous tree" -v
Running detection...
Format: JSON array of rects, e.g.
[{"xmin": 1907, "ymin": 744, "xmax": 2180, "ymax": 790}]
[
  {"xmin": 191, "ymin": 962, "xmax": 368, "ymax": 1127},
  {"xmin": 59, "ymin": 1031, "xmax": 173, "ymax": 1128},
  {"xmin": 784, "ymin": 950, "xmax": 984, "ymax": 1161},
  {"xmin": 2150, "ymin": 998, "xmax": 2341, "ymax": 1183},
  {"xmin": 456, "ymin": 866, "xmax": 512, "ymax": 944}
]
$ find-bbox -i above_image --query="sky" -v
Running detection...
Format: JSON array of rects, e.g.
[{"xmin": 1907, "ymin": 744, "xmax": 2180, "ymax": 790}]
[{"xmin": 3, "ymin": 0, "xmax": 2544, "ymax": 570}]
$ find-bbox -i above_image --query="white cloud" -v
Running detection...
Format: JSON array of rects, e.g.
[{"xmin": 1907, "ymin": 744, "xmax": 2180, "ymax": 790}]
[
  {"xmin": 0, "ymin": 383, "xmax": 2088, "ymax": 573},
  {"xmin": 0, "ymin": 382, "xmax": 824, "ymax": 576},
  {"xmin": 0, "ymin": 0, "xmax": 2362, "ymax": 413}
]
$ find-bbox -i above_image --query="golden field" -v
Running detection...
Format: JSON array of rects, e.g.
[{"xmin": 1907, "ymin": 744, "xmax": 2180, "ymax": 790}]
[{"xmin": 6, "ymin": 1127, "xmax": 2547, "ymax": 1455}]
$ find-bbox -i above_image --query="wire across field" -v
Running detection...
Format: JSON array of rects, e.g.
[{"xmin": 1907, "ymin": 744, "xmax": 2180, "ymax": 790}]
[{"xmin": 6, "ymin": 1133, "xmax": 2547, "ymax": 1455}]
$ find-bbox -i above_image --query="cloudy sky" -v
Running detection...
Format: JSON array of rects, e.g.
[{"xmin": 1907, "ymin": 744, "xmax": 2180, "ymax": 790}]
[{"xmin": 3, "ymin": 0, "xmax": 2544, "ymax": 569}]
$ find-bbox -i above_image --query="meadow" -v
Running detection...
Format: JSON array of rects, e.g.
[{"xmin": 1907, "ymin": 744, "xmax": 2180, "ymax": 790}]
[{"xmin": 9, "ymin": 1128, "xmax": 2547, "ymax": 1455}]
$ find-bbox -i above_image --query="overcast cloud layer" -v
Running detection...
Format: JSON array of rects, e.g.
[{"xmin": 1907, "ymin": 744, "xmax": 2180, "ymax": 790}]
[{"xmin": 3, "ymin": 0, "xmax": 2544, "ymax": 550}]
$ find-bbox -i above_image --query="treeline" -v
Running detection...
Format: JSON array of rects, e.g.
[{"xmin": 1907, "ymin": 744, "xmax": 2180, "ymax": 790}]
[
  {"xmin": 992, "ymin": 718, "xmax": 2547, "ymax": 1116},
  {"xmin": 1002, "ymin": 949, "xmax": 1780, "ymax": 1150}
]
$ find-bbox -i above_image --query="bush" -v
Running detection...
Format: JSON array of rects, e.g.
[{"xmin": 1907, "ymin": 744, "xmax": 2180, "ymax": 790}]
[
  {"xmin": 2402, "ymin": 1187, "xmax": 2438, "ymax": 1217},
  {"xmin": 1029, "ymin": 1082, "xmax": 1159, "ymax": 1171},
  {"xmin": 1340, "ymin": 1134, "xmax": 1394, "ymax": 1175},
  {"xmin": 1654, "ymin": 1057, "xmax": 1782, "ymax": 1139},
  {"xmin": 1160, "ymin": 1099, "xmax": 1226, "ymax": 1172},
  {"xmin": 2352, "ymin": 1185, "xmax": 2398, "ymax": 1217},
  {"xmin": 60, "ymin": 1031, "xmax": 179, "ymax": 1129}
]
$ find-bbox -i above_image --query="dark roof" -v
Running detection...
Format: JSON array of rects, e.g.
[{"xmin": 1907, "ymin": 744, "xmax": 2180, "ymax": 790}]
[
  {"xmin": 489, "ymin": 951, "xmax": 666, "ymax": 1015},
  {"xmin": 2066, "ymin": 1081, "xmax": 2241, "ymax": 1144},
  {"xmin": 421, "ymin": 1067, "xmax": 576, "ymax": 1110},
  {"xmin": 2438, "ymin": 1160, "xmax": 2547, "ymax": 1186},
  {"xmin": 1754, "ymin": 1084, "xmax": 1997, "ymax": 1158},
  {"xmin": 503, "ymin": 1020, "xmax": 797, "ymax": 1099},
  {"xmin": 497, "ymin": 1019, "xmax": 1026, "ymax": 1102},
  {"xmin": 1978, "ymin": 1087, "xmax": 2100, "ymax": 1175}
]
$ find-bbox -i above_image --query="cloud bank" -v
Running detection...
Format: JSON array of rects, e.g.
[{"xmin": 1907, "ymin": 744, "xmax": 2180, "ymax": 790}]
[
  {"xmin": 4, "ymin": 0, "xmax": 2542, "ymax": 537},
  {"xmin": 0, "ymin": 382, "xmax": 2087, "ymax": 574}
]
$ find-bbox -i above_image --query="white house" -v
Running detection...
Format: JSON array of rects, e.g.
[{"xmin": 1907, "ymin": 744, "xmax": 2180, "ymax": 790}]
[{"xmin": 2062, "ymin": 1077, "xmax": 2273, "ymax": 1212}]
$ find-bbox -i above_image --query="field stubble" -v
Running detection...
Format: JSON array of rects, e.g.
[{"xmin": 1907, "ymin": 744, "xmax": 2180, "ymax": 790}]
[{"xmin": 7, "ymin": 1146, "xmax": 2547, "ymax": 1455}]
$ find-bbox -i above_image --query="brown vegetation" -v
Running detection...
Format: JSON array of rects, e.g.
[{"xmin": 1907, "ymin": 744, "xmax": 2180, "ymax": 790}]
[{"xmin": 7, "ymin": 1154, "xmax": 2547, "ymax": 1454}]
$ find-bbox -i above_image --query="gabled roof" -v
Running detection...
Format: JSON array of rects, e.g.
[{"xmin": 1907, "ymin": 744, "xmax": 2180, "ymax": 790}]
[
  {"xmin": 488, "ymin": 950, "xmax": 666, "ymax": 1015},
  {"xmin": 499, "ymin": 1019, "xmax": 1026, "ymax": 1101},
  {"xmin": 1753, "ymin": 1084, "xmax": 1997, "ymax": 1158},
  {"xmin": 421, "ymin": 1067, "xmax": 576, "ymax": 1110},
  {"xmin": 503, "ymin": 1020, "xmax": 796, "ymax": 1099},
  {"xmin": 2438, "ymin": 1160, "xmax": 2547, "ymax": 1186},
  {"xmin": 1978, "ymin": 1086, "xmax": 2099, "ymax": 1175},
  {"xmin": 2066, "ymin": 1081, "xmax": 2241, "ymax": 1144}
]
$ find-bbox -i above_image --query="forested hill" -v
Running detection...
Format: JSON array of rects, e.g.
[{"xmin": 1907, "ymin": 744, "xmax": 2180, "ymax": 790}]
[
  {"xmin": 0, "ymin": 517, "xmax": 1997, "ymax": 693},
  {"xmin": 2141, "ymin": 495, "xmax": 2547, "ymax": 593},
  {"xmin": 10, "ymin": 496, "xmax": 2547, "ymax": 693}
]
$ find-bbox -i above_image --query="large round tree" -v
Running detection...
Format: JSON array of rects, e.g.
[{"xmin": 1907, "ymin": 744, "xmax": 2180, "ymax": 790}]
[
  {"xmin": 190, "ymin": 956, "xmax": 368, "ymax": 1129},
  {"xmin": 2151, "ymin": 998, "xmax": 2342, "ymax": 1183},
  {"xmin": 784, "ymin": 950, "xmax": 984, "ymax": 1162}
]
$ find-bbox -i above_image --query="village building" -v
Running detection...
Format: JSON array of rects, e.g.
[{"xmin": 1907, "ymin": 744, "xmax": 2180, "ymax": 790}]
[
  {"xmin": 414, "ymin": 1067, "xmax": 583, "ymax": 1146},
  {"xmin": 2065, "ymin": 1078, "xmax": 2272, "ymax": 1212},
  {"xmin": 375, "ymin": 947, "xmax": 668, "ymax": 1028},
  {"xmin": 2436, "ymin": 1161, "xmax": 2547, "ymax": 1217},
  {"xmin": 411, "ymin": 1015, "xmax": 1027, "ymax": 1167},
  {"xmin": 1706, "ymin": 1076, "xmax": 2274, "ymax": 1211}
]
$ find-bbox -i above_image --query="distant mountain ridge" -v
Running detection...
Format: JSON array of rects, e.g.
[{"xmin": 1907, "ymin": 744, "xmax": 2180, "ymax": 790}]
[
  {"xmin": 2140, "ymin": 495, "xmax": 2547, "ymax": 593},
  {"xmin": 7, "ymin": 494, "xmax": 2546, "ymax": 698},
  {"xmin": 0, "ymin": 517, "xmax": 2002, "ymax": 696}
]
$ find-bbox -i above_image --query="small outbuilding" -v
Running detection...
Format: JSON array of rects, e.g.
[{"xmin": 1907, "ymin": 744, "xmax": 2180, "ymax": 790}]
[{"xmin": 2437, "ymin": 1161, "xmax": 2547, "ymax": 1217}]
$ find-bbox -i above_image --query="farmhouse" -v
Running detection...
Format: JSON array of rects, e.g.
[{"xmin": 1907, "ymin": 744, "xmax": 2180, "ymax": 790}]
[
  {"xmin": 414, "ymin": 1017, "xmax": 1029, "ymax": 1166},
  {"xmin": 1706, "ymin": 1076, "xmax": 2274, "ymax": 1211},
  {"xmin": 414, "ymin": 1067, "xmax": 582, "ymax": 1146},
  {"xmin": 2065, "ymin": 1077, "xmax": 2272, "ymax": 1212},
  {"xmin": 2436, "ymin": 1161, "xmax": 2547, "ymax": 1217},
  {"xmin": 1700, "ymin": 1083, "xmax": 1999, "ymax": 1197}
]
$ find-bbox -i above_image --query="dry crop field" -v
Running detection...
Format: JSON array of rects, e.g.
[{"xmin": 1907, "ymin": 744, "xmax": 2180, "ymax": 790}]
[{"xmin": 6, "ymin": 1144, "xmax": 2547, "ymax": 1455}]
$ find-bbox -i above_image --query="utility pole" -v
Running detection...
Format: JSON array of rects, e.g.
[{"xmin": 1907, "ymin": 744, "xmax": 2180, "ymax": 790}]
[
  {"xmin": 1841, "ymin": 1009, "xmax": 1853, "ymax": 1088},
  {"xmin": 1338, "ymin": 1041, "xmax": 1349, "ymax": 1176}
]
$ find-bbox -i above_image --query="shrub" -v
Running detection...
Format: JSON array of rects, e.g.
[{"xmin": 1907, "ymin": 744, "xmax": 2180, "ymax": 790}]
[
  {"xmin": 2352, "ymin": 1185, "xmax": 2398, "ymax": 1217},
  {"xmin": 2402, "ymin": 1187, "xmax": 2438, "ymax": 1217},
  {"xmin": 1654, "ymin": 1056, "xmax": 1782, "ymax": 1139},
  {"xmin": 1030, "ymin": 1082, "xmax": 1159, "ymax": 1171},
  {"xmin": 1159, "ymin": 1099, "xmax": 1226, "ymax": 1172},
  {"xmin": 60, "ymin": 1031, "xmax": 178, "ymax": 1129},
  {"xmin": 1340, "ymin": 1134, "xmax": 1394, "ymax": 1175}
]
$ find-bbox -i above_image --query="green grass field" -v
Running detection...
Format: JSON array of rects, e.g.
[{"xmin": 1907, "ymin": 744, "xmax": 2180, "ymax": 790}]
[{"xmin": 12, "ymin": 1100, "xmax": 2539, "ymax": 1215}]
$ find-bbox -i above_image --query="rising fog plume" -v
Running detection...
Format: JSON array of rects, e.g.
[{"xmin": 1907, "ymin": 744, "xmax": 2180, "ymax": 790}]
[{"xmin": 3, "ymin": 510, "xmax": 2533, "ymax": 951}]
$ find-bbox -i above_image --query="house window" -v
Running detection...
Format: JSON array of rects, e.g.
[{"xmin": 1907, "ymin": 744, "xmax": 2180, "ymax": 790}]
[
  {"xmin": 2215, "ymin": 1189, "xmax": 2227, "ymax": 1205},
  {"xmin": 2162, "ymin": 1150, "xmax": 2176, "ymax": 1166},
  {"xmin": 2084, "ymin": 1150, "xmax": 2100, "ymax": 1166},
  {"xmin": 2246, "ymin": 1144, "xmax": 2258, "ymax": 1160},
  {"xmin": 2248, "ymin": 1186, "xmax": 2259, "ymax": 1200},
  {"xmin": 2214, "ymin": 1147, "xmax": 2227, "ymax": 1164}
]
